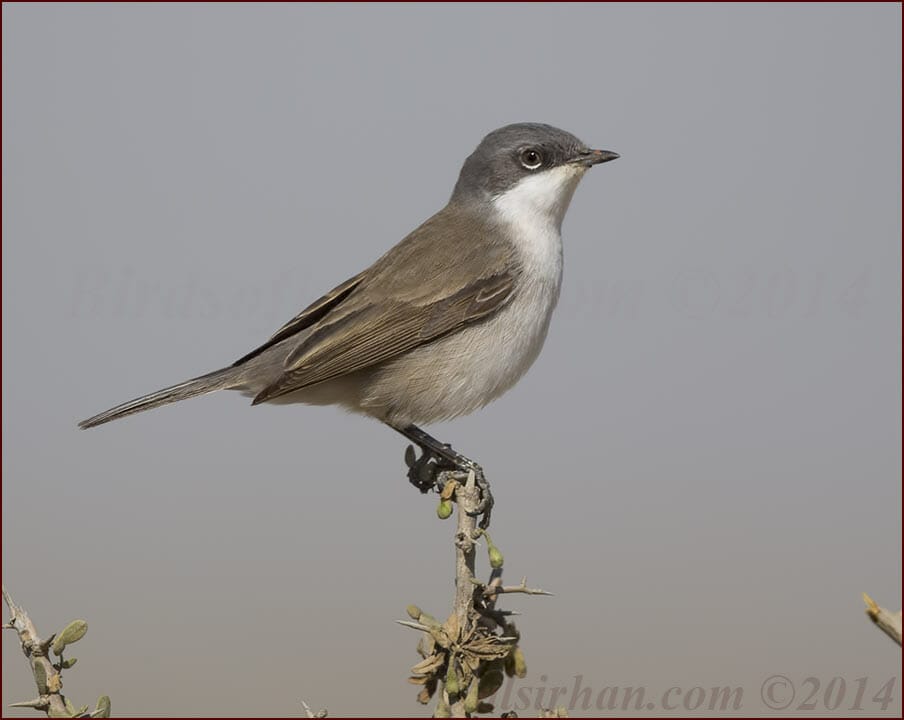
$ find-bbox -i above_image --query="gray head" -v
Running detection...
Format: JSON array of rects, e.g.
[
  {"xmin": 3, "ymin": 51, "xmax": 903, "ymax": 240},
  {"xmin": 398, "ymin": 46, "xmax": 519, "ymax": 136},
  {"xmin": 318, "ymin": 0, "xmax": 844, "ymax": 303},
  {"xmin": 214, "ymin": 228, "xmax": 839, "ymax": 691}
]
[{"xmin": 451, "ymin": 123, "xmax": 618, "ymax": 206}]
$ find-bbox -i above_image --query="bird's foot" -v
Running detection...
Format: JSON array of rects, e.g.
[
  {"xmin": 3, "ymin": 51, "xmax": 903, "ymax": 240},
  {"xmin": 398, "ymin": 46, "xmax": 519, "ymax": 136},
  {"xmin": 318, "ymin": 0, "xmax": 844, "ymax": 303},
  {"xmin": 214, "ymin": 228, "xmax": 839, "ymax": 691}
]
[{"xmin": 403, "ymin": 444, "xmax": 494, "ymax": 529}]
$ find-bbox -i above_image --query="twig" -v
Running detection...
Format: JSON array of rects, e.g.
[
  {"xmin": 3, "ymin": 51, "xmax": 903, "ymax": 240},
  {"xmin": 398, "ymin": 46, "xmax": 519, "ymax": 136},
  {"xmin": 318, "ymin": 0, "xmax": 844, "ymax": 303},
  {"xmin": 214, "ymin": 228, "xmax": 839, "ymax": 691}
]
[
  {"xmin": 400, "ymin": 460, "xmax": 552, "ymax": 717},
  {"xmin": 863, "ymin": 593, "xmax": 902, "ymax": 646},
  {"xmin": 2, "ymin": 585, "xmax": 70, "ymax": 717},
  {"xmin": 301, "ymin": 699, "xmax": 328, "ymax": 718},
  {"xmin": 453, "ymin": 471, "xmax": 482, "ymax": 638},
  {"xmin": 482, "ymin": 577, "xmax": 553, "ymax": 598}
]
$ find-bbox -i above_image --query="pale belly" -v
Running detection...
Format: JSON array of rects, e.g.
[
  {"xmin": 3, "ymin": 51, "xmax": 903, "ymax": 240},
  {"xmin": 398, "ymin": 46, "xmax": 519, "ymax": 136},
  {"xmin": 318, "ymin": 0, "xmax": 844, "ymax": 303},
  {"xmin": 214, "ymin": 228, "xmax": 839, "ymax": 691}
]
[{"xmin": 356, "ymin": 275, "xmax": 562, "ymax": 425}]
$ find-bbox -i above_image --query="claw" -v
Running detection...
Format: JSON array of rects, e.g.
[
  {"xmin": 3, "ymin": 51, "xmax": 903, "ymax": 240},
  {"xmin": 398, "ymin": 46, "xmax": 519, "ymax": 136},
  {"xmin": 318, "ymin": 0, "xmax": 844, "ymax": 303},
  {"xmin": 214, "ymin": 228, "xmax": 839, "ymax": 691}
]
[{"xmin": 396, "ymin": 427, "xmax": 494, "ymax": 528}]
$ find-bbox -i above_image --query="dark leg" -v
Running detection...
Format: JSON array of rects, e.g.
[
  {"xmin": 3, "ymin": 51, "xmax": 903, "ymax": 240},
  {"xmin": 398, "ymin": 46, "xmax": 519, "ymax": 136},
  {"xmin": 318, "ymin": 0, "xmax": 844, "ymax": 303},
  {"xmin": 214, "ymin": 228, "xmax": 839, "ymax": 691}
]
[{"xmin": 388, "ymin": 423, "xmax": 494, "ymax": 528}]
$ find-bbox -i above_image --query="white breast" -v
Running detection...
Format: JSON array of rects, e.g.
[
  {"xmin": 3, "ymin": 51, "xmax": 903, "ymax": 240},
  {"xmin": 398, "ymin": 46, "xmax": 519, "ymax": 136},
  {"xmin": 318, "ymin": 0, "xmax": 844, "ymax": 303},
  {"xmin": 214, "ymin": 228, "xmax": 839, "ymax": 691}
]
[{"xmin": 355, "ymin": 164, "xmax": 589, "ymax": 425}]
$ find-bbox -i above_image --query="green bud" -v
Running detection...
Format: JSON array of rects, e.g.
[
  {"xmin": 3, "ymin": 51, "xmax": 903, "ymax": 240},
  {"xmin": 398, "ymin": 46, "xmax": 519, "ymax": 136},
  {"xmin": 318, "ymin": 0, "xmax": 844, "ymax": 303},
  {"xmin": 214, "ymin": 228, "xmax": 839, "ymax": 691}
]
[
  {"xmin": 512, "ymin": 647, "xmax": 527, "ymax": 678},
  {"xmin": 482, "ymin": 531, "xmax": 504, "ymax": 568},
  {"xmin": 488, "ymin": 544, "xmax": 504, "ymax": 569},
  {"xmin": 464, "ymin": 678, "xmax": 480, "ymax": 713},
  {"xmin": 420, "ymin": 612, "xmax": 440, "ymax": 626},
  {"xmin": 52, "ymin": 620, "xmax": 87, "ymax": 656},
  {"xmin": 94, "ymin": 696, "xmax": 111, "ymax": 718},
  {"xmin": 61, "ymin": 658, "xmax": 78, "ymax": 669},
  {"xmin": 434, "ymin": 693, "xmax": 451, "ymax": 717},
  {"xmin": 436, "ymin": 499, "xmax": 453, "ymax": 519},
  {"xmin": 445, "ymin": 661, "xmax": 460, "ymax": 696}
]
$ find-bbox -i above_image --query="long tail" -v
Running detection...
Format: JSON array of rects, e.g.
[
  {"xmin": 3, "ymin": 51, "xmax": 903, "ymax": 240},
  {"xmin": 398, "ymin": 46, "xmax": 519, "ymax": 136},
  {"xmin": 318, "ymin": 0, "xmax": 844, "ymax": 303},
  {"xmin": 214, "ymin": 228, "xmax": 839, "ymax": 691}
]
[{"xmin": 78, "ymin": 367, "xmax": 241, "ymax": 429}]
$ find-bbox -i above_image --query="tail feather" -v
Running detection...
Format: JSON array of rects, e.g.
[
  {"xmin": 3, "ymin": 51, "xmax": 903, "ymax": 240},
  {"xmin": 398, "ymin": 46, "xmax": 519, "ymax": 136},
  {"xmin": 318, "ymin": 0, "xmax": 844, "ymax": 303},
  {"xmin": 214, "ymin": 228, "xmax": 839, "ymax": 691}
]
[{"xmin": 79, "ymin": 367, "xmax": 239, "ymax": 429}]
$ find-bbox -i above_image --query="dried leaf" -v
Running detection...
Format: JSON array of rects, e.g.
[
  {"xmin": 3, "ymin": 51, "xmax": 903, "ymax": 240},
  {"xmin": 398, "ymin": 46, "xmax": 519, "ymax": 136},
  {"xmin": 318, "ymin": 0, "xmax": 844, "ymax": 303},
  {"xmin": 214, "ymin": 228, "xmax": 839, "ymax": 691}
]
[
  {"xmin": 464, "ymin": 635, "xmax": 515, "ymax": 661},
  {"xmin": 416, "ymin": 634, "xmax": 435, "ymax": 659},
  {"xmin": 478, "ymin": 669, "xmax": 505, "ymax": 699},
  {"xmin": 410, "ymin": 653, "xmax": 444, "ymax": 676},
  {"xmin": 440, "ymin": 480, "xmax": 458, "ymax": 501},
  {"xmin": 443, "ymin": 612, "xmax": 460, "ymax": 644}
]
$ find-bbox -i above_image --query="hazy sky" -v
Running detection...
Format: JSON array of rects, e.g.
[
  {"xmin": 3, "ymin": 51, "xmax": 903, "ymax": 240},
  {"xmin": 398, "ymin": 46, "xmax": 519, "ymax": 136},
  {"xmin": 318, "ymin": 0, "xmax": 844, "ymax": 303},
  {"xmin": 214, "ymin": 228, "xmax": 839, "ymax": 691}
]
[{"xmin": 3, "ymin": 3, "xmax": 901, "ymax": 717}]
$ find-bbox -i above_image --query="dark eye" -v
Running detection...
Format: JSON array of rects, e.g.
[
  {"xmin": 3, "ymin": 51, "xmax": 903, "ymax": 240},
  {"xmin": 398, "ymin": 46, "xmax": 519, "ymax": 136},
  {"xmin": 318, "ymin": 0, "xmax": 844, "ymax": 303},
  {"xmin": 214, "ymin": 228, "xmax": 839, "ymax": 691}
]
[{"xmin": 519, "ymin": 148, "xmax": 543, "ymax": 170}]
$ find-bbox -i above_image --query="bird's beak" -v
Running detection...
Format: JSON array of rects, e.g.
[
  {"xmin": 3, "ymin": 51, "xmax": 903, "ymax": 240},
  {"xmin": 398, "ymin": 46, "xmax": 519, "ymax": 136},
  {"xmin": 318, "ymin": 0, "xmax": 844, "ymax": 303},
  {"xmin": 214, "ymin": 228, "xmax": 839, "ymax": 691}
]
[{"xmin": 571, "ymin": 148, "xmax": 620, "ymax": 168}]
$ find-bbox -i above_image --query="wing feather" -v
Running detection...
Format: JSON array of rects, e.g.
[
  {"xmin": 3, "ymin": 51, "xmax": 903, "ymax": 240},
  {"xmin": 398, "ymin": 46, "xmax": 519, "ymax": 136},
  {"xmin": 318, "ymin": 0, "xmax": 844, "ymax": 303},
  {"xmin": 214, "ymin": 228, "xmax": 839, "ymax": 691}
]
[
  {"xmin": 251, "ymin": 272, "xmax": 515, "ymax": 404},
  {"xmin": 232, "ymin": 271, "xmax": 366, "ymax": 366}
]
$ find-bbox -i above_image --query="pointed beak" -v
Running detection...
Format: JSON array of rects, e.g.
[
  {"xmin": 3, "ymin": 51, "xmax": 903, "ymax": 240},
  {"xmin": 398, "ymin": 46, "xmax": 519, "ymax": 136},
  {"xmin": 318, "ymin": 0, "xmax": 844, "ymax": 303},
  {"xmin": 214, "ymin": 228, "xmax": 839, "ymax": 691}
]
[{"xmin": 571, "ymin": 148, "xmax": 620, "ymax": 168}]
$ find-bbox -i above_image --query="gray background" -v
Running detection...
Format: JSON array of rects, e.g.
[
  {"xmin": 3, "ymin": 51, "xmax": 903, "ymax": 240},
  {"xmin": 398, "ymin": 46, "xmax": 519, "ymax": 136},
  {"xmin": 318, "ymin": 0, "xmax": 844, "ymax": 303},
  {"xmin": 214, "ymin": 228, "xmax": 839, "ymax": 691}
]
[{"xmin": 3, "ymin": 3, "xmax": 901, "ymax": 717}]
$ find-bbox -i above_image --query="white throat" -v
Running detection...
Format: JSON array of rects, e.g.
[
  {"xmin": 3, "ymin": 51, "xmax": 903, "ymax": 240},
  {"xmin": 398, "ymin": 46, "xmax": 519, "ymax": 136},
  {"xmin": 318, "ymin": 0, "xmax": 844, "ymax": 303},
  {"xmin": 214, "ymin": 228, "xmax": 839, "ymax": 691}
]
[
  {"xmin": 491, "ymin": 164, "xmax": 587, "ymax": 234},
  {"xmin": 490, "ymin": 164, "xmax": 586, "ymax": 284}
]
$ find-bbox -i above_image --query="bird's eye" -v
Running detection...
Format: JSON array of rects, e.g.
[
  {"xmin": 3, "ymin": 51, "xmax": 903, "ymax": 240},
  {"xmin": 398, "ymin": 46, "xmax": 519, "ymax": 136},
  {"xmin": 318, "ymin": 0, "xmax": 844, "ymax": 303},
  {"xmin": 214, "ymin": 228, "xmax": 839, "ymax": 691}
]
[{"xmin": 519, "ymin": 148, "xmax": 543, "ymax": 170}]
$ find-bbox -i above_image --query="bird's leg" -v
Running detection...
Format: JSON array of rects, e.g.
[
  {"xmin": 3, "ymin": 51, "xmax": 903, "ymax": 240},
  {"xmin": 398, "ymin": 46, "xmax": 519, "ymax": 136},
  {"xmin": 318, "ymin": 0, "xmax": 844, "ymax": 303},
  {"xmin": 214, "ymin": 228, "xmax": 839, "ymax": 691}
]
[{"xmin": 390, "ymin": 423, "xmax": 494, "ymax": 528}]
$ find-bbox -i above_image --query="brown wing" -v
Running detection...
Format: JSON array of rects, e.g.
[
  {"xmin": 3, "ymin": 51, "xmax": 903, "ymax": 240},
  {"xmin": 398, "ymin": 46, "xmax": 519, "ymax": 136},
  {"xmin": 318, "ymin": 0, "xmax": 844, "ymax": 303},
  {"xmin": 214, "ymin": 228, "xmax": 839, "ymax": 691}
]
[
  {"xmin": 250, "ymin": 271, "xmax": 515, "ymax": 405},
  {"xmin": 232, "ymin": 271, "xmax": 366, "ymax": 366}
]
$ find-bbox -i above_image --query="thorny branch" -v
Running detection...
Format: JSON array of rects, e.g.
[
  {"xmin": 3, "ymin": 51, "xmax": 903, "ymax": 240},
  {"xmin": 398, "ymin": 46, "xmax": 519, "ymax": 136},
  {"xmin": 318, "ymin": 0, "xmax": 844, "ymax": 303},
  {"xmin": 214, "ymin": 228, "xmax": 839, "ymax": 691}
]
[
  {"xmin": 863, "ymin": 593, "xmax": 902, "ymax": 647},
  {"xmin": 2, "ymin": 585, "xmax": 110, "ymax": 718},
  {"xmin": 398, "ymin": 463, "xmax": 556, "ymax": 718}
]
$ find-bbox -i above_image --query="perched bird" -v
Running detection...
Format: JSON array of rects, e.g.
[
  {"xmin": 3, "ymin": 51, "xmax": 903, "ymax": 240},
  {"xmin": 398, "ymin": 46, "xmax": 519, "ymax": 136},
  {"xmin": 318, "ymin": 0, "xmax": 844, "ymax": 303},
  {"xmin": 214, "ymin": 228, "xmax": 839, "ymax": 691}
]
[{"xmin": 80, "ymin": 123, "xmax": 618, "ymax": 515}]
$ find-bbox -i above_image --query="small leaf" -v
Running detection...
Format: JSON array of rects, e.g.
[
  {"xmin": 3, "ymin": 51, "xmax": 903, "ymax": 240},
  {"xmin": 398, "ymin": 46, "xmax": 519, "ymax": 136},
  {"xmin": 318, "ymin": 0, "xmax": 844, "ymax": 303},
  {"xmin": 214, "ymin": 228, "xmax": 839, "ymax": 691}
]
[
  {"xmin": 416, "ymin": 634, "xmax": 435, "ymax": 659},
  {"xmin": 440, "ymin": 480, "xmax": 458, "ymax": 501},
  {"xmin": 436, "ymin": 499, "xmax": 453, "ymax": 519},
  {"xmin": 52, "ymin": 620, "xmax": 88, "ymax": 656},
  {"xmin": 464, "ymin": 678, "xmax": 480, "ymax": 713},
  {"xmin": 443, "ymin": 612, "xmax": 460, "ymax": 644},
  {"xmin": 483, "ymin": 532, "xmax": 504, "ymax": 569},
  {"xmin": 406, "ymin": 605, "xmax": 422, "ymax": 620},
  {"xmin": 93, "ymin": 696, "xmax": 111, "ymax": 718},
  {"xmin": 410, "ymin": 653, "xmax": 444, "ymax": 676},
  {"xmin": 488, "ymin": 545, "xmax": 504, "ymax": 568},
  {"xmin": 61, "ymin": 658, "xmax": 78, "ymax": 669},
  {"xmin": 434, "ymin": 692, "xmax": 451, "ymax": 717},
  {"xmin": 445, "ymin": 660, "xmax": 460, "ymax": 696},
  {"xmin": 33, "ymin": 661, "xmax": 48, "ymax": 694},
  {"xmin": 512, "ymin": 647, "xmax": 527, "ymax": 678}
]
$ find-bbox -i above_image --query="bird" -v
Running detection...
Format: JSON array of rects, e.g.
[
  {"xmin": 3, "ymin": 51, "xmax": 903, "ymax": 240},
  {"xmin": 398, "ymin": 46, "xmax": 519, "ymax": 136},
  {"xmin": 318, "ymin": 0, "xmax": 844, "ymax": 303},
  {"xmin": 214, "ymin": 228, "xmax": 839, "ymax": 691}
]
[{"xmin": 79, "ymin": 123, "xmax": 618, "ymax": 517}]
